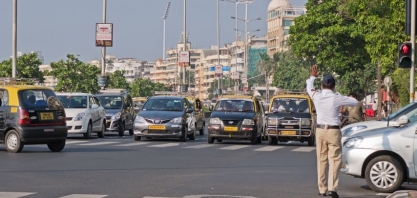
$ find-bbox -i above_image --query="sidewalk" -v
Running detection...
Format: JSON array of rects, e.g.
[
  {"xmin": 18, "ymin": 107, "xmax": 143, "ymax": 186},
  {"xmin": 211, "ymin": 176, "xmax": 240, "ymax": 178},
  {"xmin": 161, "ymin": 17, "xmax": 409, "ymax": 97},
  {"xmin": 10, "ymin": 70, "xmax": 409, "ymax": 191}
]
[{"xmin": 387, "ymin": 190, "xmax": 417, "ymax": 198}]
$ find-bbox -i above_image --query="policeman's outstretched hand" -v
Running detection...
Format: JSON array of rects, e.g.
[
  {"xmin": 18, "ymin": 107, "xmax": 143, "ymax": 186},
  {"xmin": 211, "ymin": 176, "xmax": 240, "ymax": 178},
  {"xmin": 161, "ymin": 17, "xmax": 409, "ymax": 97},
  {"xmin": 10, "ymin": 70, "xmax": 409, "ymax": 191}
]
[{"xmin": 310, "ymin": 64, "xmax": 319, "ymax": 77}]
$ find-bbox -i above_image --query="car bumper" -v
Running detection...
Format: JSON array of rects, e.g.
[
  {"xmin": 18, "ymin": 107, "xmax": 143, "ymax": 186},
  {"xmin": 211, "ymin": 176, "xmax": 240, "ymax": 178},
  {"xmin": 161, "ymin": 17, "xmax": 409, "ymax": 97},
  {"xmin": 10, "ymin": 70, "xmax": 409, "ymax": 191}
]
[
  {"xmin": 266, "ymin": 127, "xmax": 313, "ymax": 137},
  {"xmin": 66, "ymin": 120, "xmax": 88, "ymax": 134},
  {"xmin": 18, "ymin": 126, "xmax": 68, "ymax": 143},
  {"xmin": 208, "ymin": 124, "xmax": 256, "ymax": 139},
  {"xmin": 106, "ymin": 119, "xmax": 121, "ymax": 131},
  {"xmin": 340, "ymin": 148, "xmax": 377, "ymax": 177},
  {"xmin": 134, "ymin": 123, "xmax": 184, "ymax": 138}
]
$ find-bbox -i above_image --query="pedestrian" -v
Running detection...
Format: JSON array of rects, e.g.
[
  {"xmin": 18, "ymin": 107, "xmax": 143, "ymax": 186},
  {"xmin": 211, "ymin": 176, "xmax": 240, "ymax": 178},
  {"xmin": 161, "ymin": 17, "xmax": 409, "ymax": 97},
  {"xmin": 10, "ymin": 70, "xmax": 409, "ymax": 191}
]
[
  {"xmin": 346, "ymin": 92, "xmax": 366, "ymax": 124},
  {"xmin": 306, "ymin": 65, "xmax": 358, "ymax": 198},
  {"xmin": 372, "ymin": 101, "xmax": 377, "ymax": 117}
]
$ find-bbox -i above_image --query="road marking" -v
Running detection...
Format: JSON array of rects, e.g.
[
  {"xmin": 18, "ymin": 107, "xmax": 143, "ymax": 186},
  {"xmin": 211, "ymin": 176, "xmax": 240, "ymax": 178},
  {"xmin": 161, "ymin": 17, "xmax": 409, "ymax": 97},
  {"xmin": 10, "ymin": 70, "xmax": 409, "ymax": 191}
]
[
  {"xmin": 115, "ymin": 142, "xmax": 150, "ymax": 147},
  {"xmin": 0, "ymin": 192, "xmax": 36, "ymax": 198},
  {"xmin": 254, "ymin": 146, "xmax": 284, "ymax": 151},
  {"xmin": 184, "ymin": 144, "xmax": 216, "ymax": 149},
  {"xmin": 65, "ymin": 140, "xmax": 88, "ymax": 144},
  {"xmin": 60, "ymin": 194, "xmax": 108, "ymax": 198},
  {"xmin": 79, "ymin": 142, "xmax": 119, "ymax": 146},
  {"xmin": 292, "ymin": 147, "xmax": 316, "ymax": 152},
  {"xmin": 376, "ymin": 193, "xmax": 391, "ymax": 196},
  {"xmin": 148, "ymin": 143, "xmax": 180, "ymax": 148},
  {"xmin": 219, "ymin": 145, "xmax": 250, "ymax": 150}
]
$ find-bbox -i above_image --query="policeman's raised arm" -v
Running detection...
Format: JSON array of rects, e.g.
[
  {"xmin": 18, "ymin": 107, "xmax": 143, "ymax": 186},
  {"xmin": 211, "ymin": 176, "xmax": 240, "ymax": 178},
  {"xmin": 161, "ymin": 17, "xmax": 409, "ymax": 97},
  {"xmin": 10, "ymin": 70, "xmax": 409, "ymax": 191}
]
[
  {"xmin": 340, "ymin": 95, "xmax": 358, "ymax": 106},
  {"xmin": 306, "ymin": 65, "xmax": 319, "ymax": 98}
]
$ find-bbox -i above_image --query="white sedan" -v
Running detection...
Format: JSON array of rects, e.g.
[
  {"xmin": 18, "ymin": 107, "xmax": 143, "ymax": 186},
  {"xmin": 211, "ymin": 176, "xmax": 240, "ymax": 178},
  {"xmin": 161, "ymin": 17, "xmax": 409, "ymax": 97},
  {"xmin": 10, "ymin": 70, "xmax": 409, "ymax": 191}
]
[{"xmin": 57, "ymin": 93, "xmax": 106, "ymax": 138}]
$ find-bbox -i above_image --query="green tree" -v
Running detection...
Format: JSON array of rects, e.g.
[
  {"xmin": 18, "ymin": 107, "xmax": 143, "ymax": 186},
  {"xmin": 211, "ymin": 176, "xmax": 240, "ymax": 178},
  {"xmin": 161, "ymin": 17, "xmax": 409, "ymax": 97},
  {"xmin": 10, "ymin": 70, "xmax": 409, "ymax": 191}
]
[
  {"xmin": 108, "ymin": 70, "xmax": 130, "ymax": 90},
  {"xmin": 271, "ymin": 50, "xmax": 311, "ymax": 90},
  {"xmin": 256, "ymin": 53, "xmax": 278, "ymax": 81},
  {"xmin": 130, "ymin": 78, "xmax": 168, "ymax": 97},
  {"xmin": 47, "ymin": 54, "xmax": 100, "ymax": 93},
  {"xmin": 0, "ymin": 52, "xmax": 44, "ymax": 82},
  {"xmin": 338, "ymin": 63, "xmax": 377, "ymax": 99}
]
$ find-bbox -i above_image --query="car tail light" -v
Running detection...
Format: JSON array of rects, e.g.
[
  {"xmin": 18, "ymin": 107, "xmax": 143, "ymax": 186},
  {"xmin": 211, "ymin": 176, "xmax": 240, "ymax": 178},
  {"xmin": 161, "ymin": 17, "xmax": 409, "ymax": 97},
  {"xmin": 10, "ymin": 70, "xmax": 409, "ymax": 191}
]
[{"xmin": 18, "ymin": 108, "xmax": 30, "ymax": 125}]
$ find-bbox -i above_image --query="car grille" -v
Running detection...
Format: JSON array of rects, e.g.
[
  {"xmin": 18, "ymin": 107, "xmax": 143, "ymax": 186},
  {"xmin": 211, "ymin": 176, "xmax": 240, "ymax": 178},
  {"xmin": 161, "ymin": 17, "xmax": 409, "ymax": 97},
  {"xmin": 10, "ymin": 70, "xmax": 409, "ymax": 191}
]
[
  {"xmin": 106, "ymin": 116, "xmax": 112, "ymax": 120},
  {"xmin": 148, "ymin": 130, "xmax": 173, "ymax": 134},
  {"xmin": 66, "ymin": 117, "xmax": 73, "ymax": 121},
  {"xmin": 67, "ymin": 126, "xmax": 72, "ymax": 130},
  {"xmin": 280, "ymin": 119, "xmax": 300, "ymax": 124},
  {"xmin": 222, "ymin": 120, "xmax": 240, "ymax": 126},
  {"xmin": 144, "ymin": 118, "xmax": 170, "ymax": 124}
]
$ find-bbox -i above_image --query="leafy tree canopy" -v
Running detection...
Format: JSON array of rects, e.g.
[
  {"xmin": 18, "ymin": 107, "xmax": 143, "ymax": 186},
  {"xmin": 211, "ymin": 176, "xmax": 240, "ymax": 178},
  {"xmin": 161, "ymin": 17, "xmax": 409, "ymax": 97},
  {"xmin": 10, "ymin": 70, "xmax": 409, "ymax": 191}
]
[
  {"xmin": 130, "ymin": 78, "xmax": 168, "ymax": 97},
  {"xmin": 108, "ymin": 70, "xmax": 130, "ymax": 90},
  {"xmin": 0, "ymin": 52, "xmax": 44, "ymax": 82}
]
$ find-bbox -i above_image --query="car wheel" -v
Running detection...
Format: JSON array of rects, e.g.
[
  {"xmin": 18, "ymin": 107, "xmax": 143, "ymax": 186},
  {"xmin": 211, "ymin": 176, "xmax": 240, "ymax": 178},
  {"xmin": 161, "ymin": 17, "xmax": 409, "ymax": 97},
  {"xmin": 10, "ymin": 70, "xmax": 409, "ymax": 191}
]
[
  {"xmin": 98, "ymin": 122, "xmax": 105, "ymax": 138},
  {"xmin": 199, "ymin": 122, "xmax": 205, "ymax": 135},
  {"xmin": 251, "ymin": 130, "xmax": 258, "ymax": 145},
  {"xmin": 307, "ymin": 135, "xmax": 315, "ymax": 146},
  {"xmin": 84, "ymin": 122, "xmax": 92, "ymax": 139},
  {"xmin": 118, "ymin": 122, "xmax": 125, "ymax": 137},
  {"xmin": 180, "ymin": 126, "xmax": 187, "ymax": 142},
  {"xmin": 189, "ymin": 127, "xmax": 196, "ymax": 141},
  {"xmin": 5, "ymin": 130, "xmax": 24, "ymax": 153},
  {"xmin": 257, "ymin": 131, "xmax": 262, "ymax": 144},
  {"xmin": 365, "ymin": 155, "xmax": 404, "ymax": 193},
  {"xmin": 134, "ymin": 135, "xmax": 141, "ymax": 141},
  {"xmin": 268, "ymin": 136, "xmax": 277, "ymax": 145},
  {"xmin": 217, "ymin": 139, "xmax": 222, "ymax": 143},
  {"xmin": 47, "ymin": 140, "xmax": 66, "ymax": 152},
  {"xmin": 262, "ymin": 127, "xmax": 267, "ymax": 141},
  {"xmin": 208, "ymin": 134, "xmax": 214, "ymax": 144},
  {"xmin": 146, "ymin": 137, "xmax": 152, "ymax": 140},
  {"xmin": 128, "ymin": 121, "xmax": 134, "ymax": 136}
]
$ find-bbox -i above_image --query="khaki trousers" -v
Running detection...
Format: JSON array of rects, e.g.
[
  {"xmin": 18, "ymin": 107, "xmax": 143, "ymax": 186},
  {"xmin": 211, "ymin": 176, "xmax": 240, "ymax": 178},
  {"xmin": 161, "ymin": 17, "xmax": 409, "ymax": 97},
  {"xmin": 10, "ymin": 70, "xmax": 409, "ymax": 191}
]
[{"xmin": 315, "ymin": 127, "xmax": 342, "ymax": 193}]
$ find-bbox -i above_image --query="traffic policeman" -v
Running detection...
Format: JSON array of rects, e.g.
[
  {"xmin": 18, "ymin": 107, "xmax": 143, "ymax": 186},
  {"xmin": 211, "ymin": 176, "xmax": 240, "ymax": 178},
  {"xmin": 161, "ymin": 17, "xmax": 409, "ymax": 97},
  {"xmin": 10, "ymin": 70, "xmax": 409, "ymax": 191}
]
[{"xmin": 306, "ymin": 65, "xmax": 357, "ymax": 198}]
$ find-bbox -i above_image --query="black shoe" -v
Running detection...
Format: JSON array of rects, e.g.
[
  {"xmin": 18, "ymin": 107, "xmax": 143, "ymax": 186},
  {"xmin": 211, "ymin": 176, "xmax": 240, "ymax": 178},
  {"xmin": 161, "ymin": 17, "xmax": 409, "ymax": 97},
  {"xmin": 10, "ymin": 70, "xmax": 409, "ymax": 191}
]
[
  {"xmin": 318, "ymin": 192, "xmax": 327, "ymax": 196},
  {"xmin": 328, "ymin": 191, "xmax": 339, "ymax": 198}
]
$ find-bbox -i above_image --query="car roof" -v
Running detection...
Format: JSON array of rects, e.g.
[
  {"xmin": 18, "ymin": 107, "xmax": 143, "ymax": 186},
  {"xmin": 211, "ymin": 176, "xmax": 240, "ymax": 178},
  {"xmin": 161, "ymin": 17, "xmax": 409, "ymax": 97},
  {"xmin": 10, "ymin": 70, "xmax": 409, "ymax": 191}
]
[
  {"xmin": 149, "ymin": 95, "xmax": 185, "ymax": 100},
  {"xmin": 219, "ymin": 95, "xmax": 253, "ymax": 99},
  {"xmin": 56, "ymin": 92, "xmax": 91, "ymax": 96},
  {"xmin": 271, "ymin": 94, "xmax": 311, "ymax": 99},
  {"xmin": 3, "ymin": 85, "xmax": 53, "ymax": 91}
]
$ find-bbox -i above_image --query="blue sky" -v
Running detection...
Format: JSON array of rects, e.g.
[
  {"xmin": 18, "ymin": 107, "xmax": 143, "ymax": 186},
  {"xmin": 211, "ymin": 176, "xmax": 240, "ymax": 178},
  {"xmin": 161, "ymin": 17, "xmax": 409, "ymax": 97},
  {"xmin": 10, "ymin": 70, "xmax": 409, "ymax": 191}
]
[{"xmin": 0, "ymin": 0, "xmax": 306, "ymax": 64}]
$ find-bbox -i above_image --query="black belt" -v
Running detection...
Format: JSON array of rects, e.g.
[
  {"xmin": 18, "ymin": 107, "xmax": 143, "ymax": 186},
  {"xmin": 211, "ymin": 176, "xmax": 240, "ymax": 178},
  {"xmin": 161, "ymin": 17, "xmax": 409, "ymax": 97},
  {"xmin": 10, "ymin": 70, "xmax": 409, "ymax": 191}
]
[{"xmin": 316, "ymin": 124, "xmax": 340, "ymax": 129}]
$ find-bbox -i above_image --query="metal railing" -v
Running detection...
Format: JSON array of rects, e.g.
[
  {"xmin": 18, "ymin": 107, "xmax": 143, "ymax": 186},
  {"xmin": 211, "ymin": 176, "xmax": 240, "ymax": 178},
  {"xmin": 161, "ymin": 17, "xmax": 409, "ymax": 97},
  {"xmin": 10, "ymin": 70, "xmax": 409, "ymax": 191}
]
[{"xmin": 0, "ymin": 77, "xmax": 39, "ymax": 87}]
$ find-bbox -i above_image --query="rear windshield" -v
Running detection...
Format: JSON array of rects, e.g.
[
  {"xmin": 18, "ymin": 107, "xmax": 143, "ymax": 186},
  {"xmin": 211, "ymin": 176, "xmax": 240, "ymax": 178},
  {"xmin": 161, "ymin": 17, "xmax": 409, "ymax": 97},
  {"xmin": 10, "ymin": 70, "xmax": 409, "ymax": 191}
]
[
  {"xmin": 18, "ymin": 89, "xmax": 62, "ymax": 109},
  {"xmin": 214, "ymin": 99, "xmax": 254, "ymax": 112},
  {"xmin": 57, "ymin": 95, "xmax": 87, "ymax": 108},
  {"xmin": 270, "ymin": 98, "xmax": 309, "ymax": 113},
  {"xmin": 96, "ymin": 95, "xmax": 123, "ymax": 109}
]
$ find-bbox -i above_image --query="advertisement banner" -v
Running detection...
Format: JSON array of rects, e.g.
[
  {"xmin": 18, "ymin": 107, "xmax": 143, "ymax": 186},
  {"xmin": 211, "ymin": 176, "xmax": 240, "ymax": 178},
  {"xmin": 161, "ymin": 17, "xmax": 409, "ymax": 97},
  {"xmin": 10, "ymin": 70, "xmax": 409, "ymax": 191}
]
[
  {"xmin": 232, "ymin": 72, "xmax": 239, "ymax": 80},
  {"xmin": 178, "ymin": 51, "xmax": 190, "ymax": 67},
  {"xmin": 215, "ymin": 65, "xmax": 223, "ymax": 76},
  {"xmin": 96, "ymin": 23, "xmax": 113, "ymax": 47}
]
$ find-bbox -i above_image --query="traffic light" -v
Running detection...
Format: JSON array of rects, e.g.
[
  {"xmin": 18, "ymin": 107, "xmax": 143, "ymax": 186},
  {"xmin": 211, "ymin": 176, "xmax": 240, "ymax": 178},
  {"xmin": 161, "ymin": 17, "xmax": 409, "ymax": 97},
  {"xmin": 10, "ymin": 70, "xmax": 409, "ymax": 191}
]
[{"xmin": 398, "ymin": 42, "xmax": 412, "ymax": 68}]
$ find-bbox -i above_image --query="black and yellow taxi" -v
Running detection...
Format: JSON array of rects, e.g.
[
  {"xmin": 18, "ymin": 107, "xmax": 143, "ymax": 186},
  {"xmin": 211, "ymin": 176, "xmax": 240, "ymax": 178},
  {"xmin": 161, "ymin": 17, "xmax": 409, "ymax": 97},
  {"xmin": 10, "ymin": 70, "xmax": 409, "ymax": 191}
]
[
  {"xmin": 266, "ymin": 90, "xmax": 316, "ymax": 146},
  {"xmin": 0, "ymin": 80, "xmax": 67, "ymax": 153},
  {"xmin": 208, "ymin": 94, "xmax": 264, "ymax": 144},
  {"xmin": 185, "ymin": 96, "xmax": 205, "ymax": 135}
]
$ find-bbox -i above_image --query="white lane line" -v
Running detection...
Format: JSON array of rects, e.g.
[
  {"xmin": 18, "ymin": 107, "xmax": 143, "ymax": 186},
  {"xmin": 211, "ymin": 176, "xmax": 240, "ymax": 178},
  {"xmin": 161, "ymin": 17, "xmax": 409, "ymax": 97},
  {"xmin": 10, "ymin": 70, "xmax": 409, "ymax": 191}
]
[
  {"xmin": 292, "ymin": 147, "xmax": 316, "ymax": 152},
  {"xmin": 114, "ymin": 142, "xmax": 150, "ymax": 147},
  {"xmin": 65, "ymin": 140, "xmax": 88, "ymax": 144},
  {"xmin": 79, "ymin": 142, "xmax": 119, "ymax": 146},
  {"xmin": 0, "ymin": 192, "xmax": 36, "ymax": 198},
  {"xmin": 254, "ymin": 146, "xmax": 284, "ymax": 151},
  {"xmin": 60, "ymin": 194, "xmax": 108, "ymax": 198},
  {"xmin": 376, "ymin": 193, "xmax": 391, "ymax": 196},
  {"xmin": 148, "ymin": 143, "xmax": 180, "ymax": 148},
  {"xmin": 184, "ymin": 144, "xmax": 216, "ymax": 149},
  {"xmin": 219, "ymin": 145, "xmax": 250, "ymax": 150}
]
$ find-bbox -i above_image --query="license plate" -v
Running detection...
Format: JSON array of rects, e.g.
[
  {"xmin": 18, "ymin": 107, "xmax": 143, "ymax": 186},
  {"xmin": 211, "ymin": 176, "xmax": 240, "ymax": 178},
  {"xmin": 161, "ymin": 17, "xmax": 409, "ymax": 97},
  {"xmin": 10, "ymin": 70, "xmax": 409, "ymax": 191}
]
[
  {"xmin": 40, "ymin": 112, "xmax": 54, "ymax": 120},
  {"xmin": 149, "ymin": 125, "xmax": 166, "ymax": 130},
  {"xmin": 224, "ymin": 126, "xmax": 238, "ymax": 132},
  {"xmin": 281, "ymin": 130, "xmax": 296, "ymax": 135}
]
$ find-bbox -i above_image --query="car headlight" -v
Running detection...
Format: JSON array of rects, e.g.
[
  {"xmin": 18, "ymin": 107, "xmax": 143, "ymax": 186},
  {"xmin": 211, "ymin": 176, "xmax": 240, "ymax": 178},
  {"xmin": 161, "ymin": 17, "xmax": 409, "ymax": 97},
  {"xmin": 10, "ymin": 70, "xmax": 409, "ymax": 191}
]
[
  {"xmin": 170, "ymin": 117, "xmax": 182, "ymax": 124},
  {"xmin": 301, "ymin": 119, "xmax": 310, "ymax": 126},
  {"xmin": 344, "ymin": 137, "xmax": 363, "ymax": 148},
  {"xmin": 135, "ymin": 116, "xmax": 146, "ymax": 123},
  {"xmin": 210, "ymin": 118, "xmax": 221, "ymax": 124},
  {"xmin": 74, "ymin": 112, "xmax": 85, "ymax": 121},
  {"xmin": 268, "ymin": 118, "xmax": 278, "ymax": 125},
  {"xmin": 242, "ymin": 119, "xmax": 255, "ymax": 125},
  {"xmin": 111, "ymin": 112, "xmax": 121, "ymax": 120},
  {"xmin": 342, "ymin": 125, "xmax": 368, "ymax": 136}
]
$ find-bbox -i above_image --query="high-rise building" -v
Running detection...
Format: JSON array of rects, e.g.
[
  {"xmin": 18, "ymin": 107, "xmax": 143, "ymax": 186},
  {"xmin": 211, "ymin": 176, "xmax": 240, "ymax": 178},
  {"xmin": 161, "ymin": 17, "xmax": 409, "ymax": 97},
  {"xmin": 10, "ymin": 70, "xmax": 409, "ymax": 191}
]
[
  {"xmin": 267, "ymin": 0, "xmax": 306, "ymax": 56},
  {"xmin": 247, "ymin": 36, "xmax": 267, "ymax": 77}
]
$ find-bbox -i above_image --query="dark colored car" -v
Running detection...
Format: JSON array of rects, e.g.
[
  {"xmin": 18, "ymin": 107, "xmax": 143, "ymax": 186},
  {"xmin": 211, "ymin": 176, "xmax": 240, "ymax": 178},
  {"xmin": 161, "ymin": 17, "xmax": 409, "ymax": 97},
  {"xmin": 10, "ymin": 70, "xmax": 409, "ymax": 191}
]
[
  {"xmin": 208, "ymin": 95, "xmax": 264, "ymax": 144},
  {"xmin": 134, "ymin": 96, "xmax": 196, "ymax": 142},
  {"xmin": 95, "ymin": 89, "xmax": 135, "ymax": 136},
  {"xmin": 0, "ymin": 85, "xmax": 68, "ymax": 153}
]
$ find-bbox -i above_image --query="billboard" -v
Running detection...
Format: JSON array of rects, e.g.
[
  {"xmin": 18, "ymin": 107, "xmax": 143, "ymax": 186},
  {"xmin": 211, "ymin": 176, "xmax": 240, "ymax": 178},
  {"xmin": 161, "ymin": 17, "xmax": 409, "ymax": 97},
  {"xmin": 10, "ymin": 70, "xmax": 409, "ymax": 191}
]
[
  {"xmin": 215, "ymin": 65, "xmax": 223, "ymax": 76},
  {"xmin": 232, "ymin": 72, "xmax": 239, "ymax": 80},
  {"xmin": 178, "ymin": 51, "xmax": 190, "ymax": 67},
  {"xmin": 96, "ymin": 23, "xmax": 113, "ymax": 47}
]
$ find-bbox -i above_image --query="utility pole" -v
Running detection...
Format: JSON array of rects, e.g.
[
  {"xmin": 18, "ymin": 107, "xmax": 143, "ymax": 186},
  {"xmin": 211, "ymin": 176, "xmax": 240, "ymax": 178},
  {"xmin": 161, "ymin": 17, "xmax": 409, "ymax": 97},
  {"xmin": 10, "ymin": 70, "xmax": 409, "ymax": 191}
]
[
  {"xmin": 101, "ymin": 0, "xmax": 107, "ymax": 76},
  {"xmin": 12, "ymin": 0, "xmax": 17, "ymax": 78},
  {"xmin": 183, "ymin": 0, "xmax": 187, "ymax": 87},
  {"xmin": 410, "ymin": 0, "xmax": 416, "ymax": 103},
  {"xmin": 163, "ymin": 2, "xmax": 171, "ymax": 60},
  {"xmin": 234, "ymin": 1, "xmax": 239, "ymax": 91},
  {"xmin": 217, "ymin": 0, "xmax": 221, "ymax": 92}
]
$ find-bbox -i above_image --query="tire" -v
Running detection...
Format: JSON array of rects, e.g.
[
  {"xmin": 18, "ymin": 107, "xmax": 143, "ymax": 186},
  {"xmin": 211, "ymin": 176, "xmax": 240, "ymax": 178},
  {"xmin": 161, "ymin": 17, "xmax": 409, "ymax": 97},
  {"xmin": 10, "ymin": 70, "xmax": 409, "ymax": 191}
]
[
  {"xmin": 308, "ymin": 135, "xmax": 315, "ymax": 146},
  {"xmin": 250, "ymin": 131, "xmax": 258, "ymax": 145},
  {"xmin": 118, "ymin": 122, "xmax": 125, "ymax": 137},
  {"xmin": 257, "ymin": 131, "xmax": 262, "ymax": 144},
  {"xmin": 134, "ymin": 135, "xmax": 141, "ymax": 141},
  {"xmin": 217, "ymin": 139, "xmax": 222, "ymax": 143},
  {"xmin": 84, "ymin": 122, "xmax": 92, "ymax": 139},
  {"xmin": 128, "ymin": 122, "xmax": 134, "ymax": 136},
  {"xmin": 262, "ymin": 127, "xmax": 267, "ymax": 141},
  {"xmin": 268, "ymin": 136, "xmax": 277, "ymax": 145},
  {"xmin": 5, "ymin": 130, "xmax": 24, "ymax": 153},
  {"xmin": 208, "ymin": 135, "xmax": 214, "ymax": 144},
  {"xmin": 199, "ymin": 122, "xmax": 205, "ymax": 135},
  {"xmin": 189, "ymin": 130, "xmax": 196, "ymax": 141},
  {"xmin": 365, "ymin": 155, "xmax": 404, "ymax": 193},
  {"xmin": 180, "ymin": 126, "xmax": 187, "ymax": 142},
  {"xmin": 98, "ymin": 122, "xmax": 105, "ymax": 138},
  {"xmin": 47, "ymin": 140, "xmax": 66, "ymax": 152},
  {"xmin": 146, "ymin": 137, "xmax": 152, "ymax": 140}
]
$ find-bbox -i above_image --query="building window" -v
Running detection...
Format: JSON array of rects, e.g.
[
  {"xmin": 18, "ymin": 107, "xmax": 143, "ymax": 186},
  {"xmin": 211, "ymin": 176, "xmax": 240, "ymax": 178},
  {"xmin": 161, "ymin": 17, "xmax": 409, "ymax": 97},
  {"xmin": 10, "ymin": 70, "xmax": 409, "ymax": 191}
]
[
  {"xmin": 284, "ymin": 29, "xmax": 290, "ymax": 35},
  {"xmin": 282, "ymin": 20, "xmax": 293, "ymax": 27}
]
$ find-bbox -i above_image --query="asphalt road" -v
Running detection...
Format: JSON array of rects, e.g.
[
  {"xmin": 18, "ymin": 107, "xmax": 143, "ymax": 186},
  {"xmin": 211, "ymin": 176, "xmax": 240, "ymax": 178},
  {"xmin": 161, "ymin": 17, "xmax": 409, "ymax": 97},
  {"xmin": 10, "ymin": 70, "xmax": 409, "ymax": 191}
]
[{"xmin": 0, "ymin": 121, "xmax": 416, "ymax": 198}]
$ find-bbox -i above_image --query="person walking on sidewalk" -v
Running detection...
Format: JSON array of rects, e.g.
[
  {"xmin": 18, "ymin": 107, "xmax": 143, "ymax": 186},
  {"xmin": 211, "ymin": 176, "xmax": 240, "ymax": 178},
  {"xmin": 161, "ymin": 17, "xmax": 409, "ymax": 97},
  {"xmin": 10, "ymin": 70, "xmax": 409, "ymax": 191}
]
[{"xmin": 306, "ymin": 65, "xmax": 358, "ymax": 198}]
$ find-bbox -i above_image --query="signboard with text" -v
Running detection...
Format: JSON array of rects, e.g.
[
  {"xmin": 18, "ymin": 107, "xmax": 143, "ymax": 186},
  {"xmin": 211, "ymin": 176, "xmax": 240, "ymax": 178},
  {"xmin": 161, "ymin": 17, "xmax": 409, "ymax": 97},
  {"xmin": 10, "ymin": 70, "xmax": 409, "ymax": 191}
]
[
  {"xmin": 95, "ymin": 23, "xmax": 113, "ymax": 47},
  {"xmin": 232, "ymin": 72, "xmax": 239, "ymax": 80},
  {"xmin": 178, "ymin": 51, "xmax": 190, "ymax": 67},
  {"xmin": 215, "ymin": 65, "xmax": 223, "ymax": 76}
]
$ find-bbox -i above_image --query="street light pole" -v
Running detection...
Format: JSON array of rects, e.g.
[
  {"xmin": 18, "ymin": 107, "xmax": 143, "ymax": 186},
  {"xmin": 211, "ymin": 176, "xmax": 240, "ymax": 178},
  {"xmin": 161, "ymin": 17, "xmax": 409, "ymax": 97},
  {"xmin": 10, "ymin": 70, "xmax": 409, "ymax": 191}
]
[
  {"xmin": 217, "ymin": 0, "xmax": 221, "ymax": 91},
  {"xmin": 163, "ymin": 2, "xmax": 171, "ymax": 61},
  {"xmin": 183, "ymin": 0, "xmax": 187, "ymax": 87},
  {"xmin": 411, "ymin": 0, "xmax": 416, "ymax": 103},
  {"xmin": 101, "ymin": 0, "xmax": 107, "ymax": 76},
  {"xmin": 12, "ymin": 0, "xmax": 17, "ymax": 78}
]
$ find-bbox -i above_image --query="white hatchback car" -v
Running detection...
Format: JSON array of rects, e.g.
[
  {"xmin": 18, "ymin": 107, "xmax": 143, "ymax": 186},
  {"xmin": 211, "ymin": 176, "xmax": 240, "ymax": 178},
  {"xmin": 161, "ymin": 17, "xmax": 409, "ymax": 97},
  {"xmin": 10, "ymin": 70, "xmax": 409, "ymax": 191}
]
[{"xmin": 56, "ymin": 93, "xmax": 106, "ymax": 138}]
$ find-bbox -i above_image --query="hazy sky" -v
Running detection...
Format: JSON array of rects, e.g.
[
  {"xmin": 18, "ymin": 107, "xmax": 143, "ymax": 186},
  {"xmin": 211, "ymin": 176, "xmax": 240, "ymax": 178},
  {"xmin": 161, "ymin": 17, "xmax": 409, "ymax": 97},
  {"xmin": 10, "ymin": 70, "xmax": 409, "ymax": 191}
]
[{"xmin": 0, "ymin": 0, "xmax": 306, "ymax": 64}]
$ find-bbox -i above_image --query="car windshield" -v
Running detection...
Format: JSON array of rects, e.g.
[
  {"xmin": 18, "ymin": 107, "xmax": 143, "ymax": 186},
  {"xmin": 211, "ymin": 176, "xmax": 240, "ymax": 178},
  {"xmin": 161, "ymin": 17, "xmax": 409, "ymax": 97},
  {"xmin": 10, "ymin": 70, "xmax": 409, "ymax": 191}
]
[
  {"xmin": 57, "ymin": 95, "xmax": 87, "ymax": 108},
  {"xmin": 96, "ymin": 96, "xmax": 123, "ymax": 109},
  {"xmin": 142, "ymin": 98, "xmax": 183, "ymax": 111},
  {"xmin": 384, "ymin": 102, "xmax": 417, "ymax": 122},
  {"xmin": 214, "ymin": 99, "xmax": 254, "ymax": 112},
  {"xmin": 270, "ymin": 98, "xmax": 310, "ymax": 113}
]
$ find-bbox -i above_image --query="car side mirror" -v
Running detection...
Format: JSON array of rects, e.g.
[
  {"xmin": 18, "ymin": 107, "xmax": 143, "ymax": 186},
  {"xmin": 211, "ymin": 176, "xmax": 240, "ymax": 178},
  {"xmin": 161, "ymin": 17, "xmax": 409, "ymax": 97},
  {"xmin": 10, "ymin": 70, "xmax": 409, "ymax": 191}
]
[
  {"xmin": 186, "ymin": 108, "xmax": 194, "ymax": 113},
  {"xmin": 394, "ymin": 115, "xmax": 408, "ymax": 126},
  {"xmin": 91, "ymin": 104, "xmax": 99, "ymax": 109}
]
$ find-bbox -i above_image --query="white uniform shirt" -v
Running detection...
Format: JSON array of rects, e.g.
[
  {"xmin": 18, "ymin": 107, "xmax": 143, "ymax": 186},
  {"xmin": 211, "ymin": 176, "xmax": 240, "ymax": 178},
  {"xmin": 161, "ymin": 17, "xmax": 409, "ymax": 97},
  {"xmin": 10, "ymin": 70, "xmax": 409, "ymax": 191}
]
[{"xmin": 306, "ymin": 76, "xmax": 358, "ymax": 126}]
